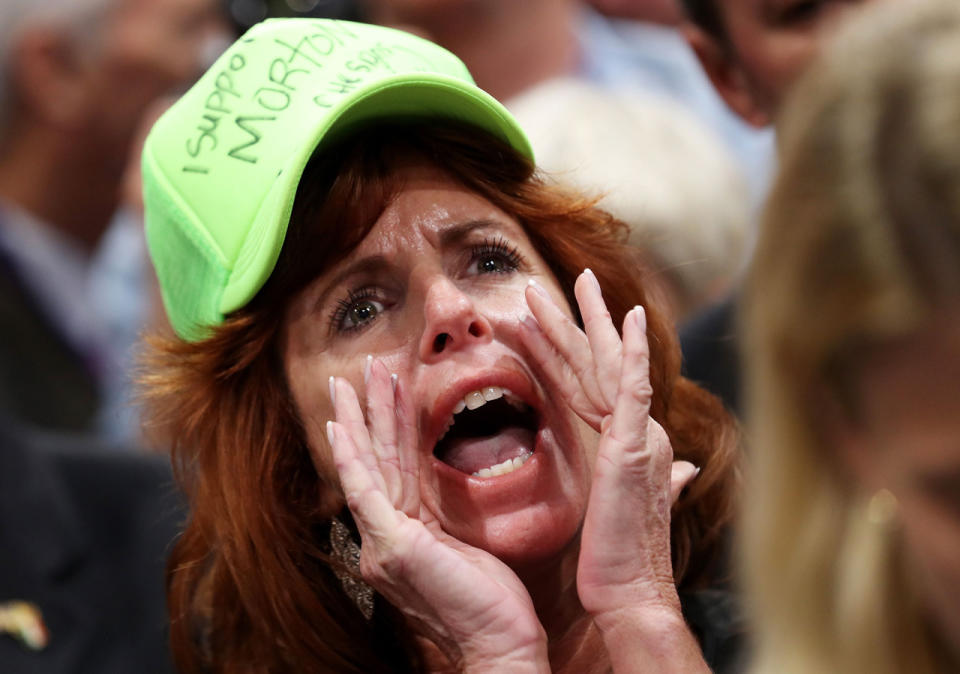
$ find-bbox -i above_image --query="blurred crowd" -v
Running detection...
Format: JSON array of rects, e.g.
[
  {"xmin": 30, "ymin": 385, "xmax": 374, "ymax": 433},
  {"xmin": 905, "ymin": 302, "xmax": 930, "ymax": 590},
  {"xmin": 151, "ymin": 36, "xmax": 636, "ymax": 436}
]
[{"xmin": 0, "ymin": 0, "xmax": 957, "ymax": 672}]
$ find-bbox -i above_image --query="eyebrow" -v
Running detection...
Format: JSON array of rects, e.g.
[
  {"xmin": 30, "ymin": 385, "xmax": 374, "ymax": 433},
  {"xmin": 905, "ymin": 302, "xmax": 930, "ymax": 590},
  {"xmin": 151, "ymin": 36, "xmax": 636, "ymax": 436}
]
[
  {"xmin": 438, "ymin": 218, "xmax": 509, "ymax": 246},
  {"xmin": 311, "ymin": 218, "xmax": 514, "ymax": 310},
  {"xmin": 313, "ymin": 255, "xmax": 391, "ymax": 313}
]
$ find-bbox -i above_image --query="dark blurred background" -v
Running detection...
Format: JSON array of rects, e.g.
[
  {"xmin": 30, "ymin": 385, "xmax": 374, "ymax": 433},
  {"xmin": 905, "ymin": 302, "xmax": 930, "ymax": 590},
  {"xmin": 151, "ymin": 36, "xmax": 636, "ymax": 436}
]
[{"xmin": 224, "ymin": 0, "xmax": 363, "ymax": 32}]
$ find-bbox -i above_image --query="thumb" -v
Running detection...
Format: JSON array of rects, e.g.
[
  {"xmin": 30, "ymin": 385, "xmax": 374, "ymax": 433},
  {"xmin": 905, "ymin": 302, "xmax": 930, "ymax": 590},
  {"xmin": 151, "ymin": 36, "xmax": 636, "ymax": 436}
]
[{"xmin": 669, "ymin": 461, "xmax": 700, "ymax": 504}]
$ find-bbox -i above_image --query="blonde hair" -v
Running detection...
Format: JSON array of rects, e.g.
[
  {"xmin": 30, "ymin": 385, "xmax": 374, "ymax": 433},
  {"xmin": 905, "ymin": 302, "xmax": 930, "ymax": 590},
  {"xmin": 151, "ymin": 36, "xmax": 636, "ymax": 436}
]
[{"xmin": 741, "ymin": 1, "xmax": 960, "ymax": 672}]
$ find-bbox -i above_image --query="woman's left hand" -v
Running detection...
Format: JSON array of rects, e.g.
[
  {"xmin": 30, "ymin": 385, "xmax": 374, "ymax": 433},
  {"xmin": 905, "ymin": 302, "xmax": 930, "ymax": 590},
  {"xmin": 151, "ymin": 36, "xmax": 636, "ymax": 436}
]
[{"xmin": 521, "ymin": 270, "xmax": 699, "ymax": 622}]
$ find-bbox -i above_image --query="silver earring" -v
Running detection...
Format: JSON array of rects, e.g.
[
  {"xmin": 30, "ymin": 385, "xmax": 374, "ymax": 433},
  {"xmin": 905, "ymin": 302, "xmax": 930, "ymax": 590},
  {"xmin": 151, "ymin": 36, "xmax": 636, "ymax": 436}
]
[{"xmin": 329, "ymin": 516, "xmax": 374, "ymax": 619}]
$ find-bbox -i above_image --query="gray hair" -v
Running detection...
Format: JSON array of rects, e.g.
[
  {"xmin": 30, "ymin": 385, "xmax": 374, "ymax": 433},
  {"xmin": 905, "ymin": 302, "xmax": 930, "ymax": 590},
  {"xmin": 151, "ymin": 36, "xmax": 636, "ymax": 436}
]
[
  {"xmin": 0, "ymin": 0, "xmax": 115, "ymax": 135},
  {"xmin": 509, "ymin": 77, "xmax": 750, "ymax": 320}
]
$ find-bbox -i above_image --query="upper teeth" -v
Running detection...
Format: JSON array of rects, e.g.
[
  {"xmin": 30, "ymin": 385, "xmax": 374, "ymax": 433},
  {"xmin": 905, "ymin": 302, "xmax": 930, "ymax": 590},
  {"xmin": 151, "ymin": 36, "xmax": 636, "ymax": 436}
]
[
  {"xmin": 470, "ymin": 386, "xmax": 504, "ymax": 409},
  {"xmin": 439, "ymin": 387, "xmax": 524, "ymax": 440},
  {"xmin": 454, "ymin": 386, "xmax": 510, "ymax": 414}
]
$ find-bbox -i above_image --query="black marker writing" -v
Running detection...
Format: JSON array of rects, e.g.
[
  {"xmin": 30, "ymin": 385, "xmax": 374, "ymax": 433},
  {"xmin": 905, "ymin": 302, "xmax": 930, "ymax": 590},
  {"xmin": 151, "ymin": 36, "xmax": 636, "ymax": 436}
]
[{"xmin": 228, "ymin": 115, "xmax": 275, "ymax": 164}]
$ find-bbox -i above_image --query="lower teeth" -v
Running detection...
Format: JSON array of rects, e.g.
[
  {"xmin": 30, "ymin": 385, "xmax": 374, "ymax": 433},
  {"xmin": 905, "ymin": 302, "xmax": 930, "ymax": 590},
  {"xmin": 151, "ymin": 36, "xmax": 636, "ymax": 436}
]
[{"xmin": 472, "ymin": 451, "xmax": 532, "ymax": 478}]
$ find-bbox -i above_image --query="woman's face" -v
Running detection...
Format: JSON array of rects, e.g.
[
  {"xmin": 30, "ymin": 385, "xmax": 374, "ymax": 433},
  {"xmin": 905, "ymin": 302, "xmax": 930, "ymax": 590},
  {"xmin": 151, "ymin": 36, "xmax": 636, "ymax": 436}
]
[
  {"xmin": 283, "ymin": 158, "xmax": 596, "ymax": 567},
  {"xmin": 838, "ymin": 310, "xmax": 960, "ymax": 648}
]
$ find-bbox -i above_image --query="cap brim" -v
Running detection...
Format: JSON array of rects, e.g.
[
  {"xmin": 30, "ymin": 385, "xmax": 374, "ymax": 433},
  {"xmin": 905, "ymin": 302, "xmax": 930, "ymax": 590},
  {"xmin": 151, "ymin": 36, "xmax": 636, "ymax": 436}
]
[{"xmin": 220, "ymin": 74, "xmax": 533, "ymax": 315}]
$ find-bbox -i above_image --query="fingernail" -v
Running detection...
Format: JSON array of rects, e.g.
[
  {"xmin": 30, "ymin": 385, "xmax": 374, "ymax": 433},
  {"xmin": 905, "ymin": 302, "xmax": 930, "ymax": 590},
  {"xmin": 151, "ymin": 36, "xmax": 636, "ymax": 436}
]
[
  {"xmin": 363, "ymin": 354, "xmax": 373, "ymax": 385},
  {"xmin": 633, "ymin": 305, "xmax": 647, "ymax": 333},
  {"xmin": 520, "ymin": 314, "xmax": 539, "ymax": 332},
  {"xmin": 693, "ymin": 466, "xmax": 701, "ymax": 478},
  {"xmin": 328, "ymin": 375, "xmax": 336, "ymax": 405},
  {"xmin": 390, "ymin": 373, "xmax": 398, "ymax": 392},
  {"xmin": 527, "ymin": 278, "xmax": 548, "ymax": 297},
  {"xmin": 584, "ymin": 268, "xmax": 601, "ymax": 293},
  {"xmin": 326, "ymin": 420, "xmax": 335, "ymax": 446}
]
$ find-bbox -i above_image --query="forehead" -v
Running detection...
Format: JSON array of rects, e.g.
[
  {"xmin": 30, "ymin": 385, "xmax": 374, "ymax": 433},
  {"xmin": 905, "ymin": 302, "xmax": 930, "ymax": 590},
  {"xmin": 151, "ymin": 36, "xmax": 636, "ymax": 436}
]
[{"xmin": 348, "ymin": 160, "xmax": 526, "ymax": 256}]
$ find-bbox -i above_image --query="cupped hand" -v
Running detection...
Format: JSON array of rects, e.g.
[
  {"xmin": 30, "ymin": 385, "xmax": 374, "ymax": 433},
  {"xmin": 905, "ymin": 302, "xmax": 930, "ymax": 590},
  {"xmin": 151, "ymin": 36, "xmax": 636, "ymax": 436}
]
[
  {"xmin": 324, "ymin": 359, "xmax": 548, "ymax": 672},
  {"xmin": 521, "ymin": 271, "xmax": 699, "ymax": 618}
]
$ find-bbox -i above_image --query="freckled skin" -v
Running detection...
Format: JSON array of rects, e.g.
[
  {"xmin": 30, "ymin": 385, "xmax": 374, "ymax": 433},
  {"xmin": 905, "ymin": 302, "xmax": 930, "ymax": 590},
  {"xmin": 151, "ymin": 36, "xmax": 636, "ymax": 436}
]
[{"xmin": 283, "ymin": 158, "xmax": 598, "ymax": 567}]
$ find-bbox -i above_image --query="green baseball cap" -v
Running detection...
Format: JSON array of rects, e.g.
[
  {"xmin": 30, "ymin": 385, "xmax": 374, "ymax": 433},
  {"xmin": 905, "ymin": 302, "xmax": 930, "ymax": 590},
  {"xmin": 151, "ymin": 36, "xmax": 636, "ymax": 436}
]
[{"xmin": 143, "ymin": 18, "xmax": 533, "ymax": 341}]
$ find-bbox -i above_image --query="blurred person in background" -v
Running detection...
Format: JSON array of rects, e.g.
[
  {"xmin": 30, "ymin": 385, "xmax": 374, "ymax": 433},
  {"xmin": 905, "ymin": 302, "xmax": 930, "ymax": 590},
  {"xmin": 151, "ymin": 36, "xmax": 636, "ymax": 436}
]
[
  {"xmin": 221, "ymin": 0, "xmax": 362, "ymax": 34},
  {"xmin": 587, "ymin": 0, "xmax": 683, "ymax": 25},
  {"xmin": 0, "ymin": 0, "xmax": 229, "ymax": 439},
  {"xmin": 361, "ymin": 0, "xmax": 773, "ymax": 208},
  {"xmin": 0, "ymin": 3, "xmax": 223, "ymax": 671},
  {"xmin": 682, "ymin": 0, "xmax": 882, "ymax": 129},
  {"xmin": 510, "ymin": 77, "xmax": 750, "ymax": 324},
  {"xmin": 677, "ymin": 0, "xmax": 887, "ymax": 414},
  {"xmin": 743, "ymin": 1, "xmax": 960, "ymax": 671}
]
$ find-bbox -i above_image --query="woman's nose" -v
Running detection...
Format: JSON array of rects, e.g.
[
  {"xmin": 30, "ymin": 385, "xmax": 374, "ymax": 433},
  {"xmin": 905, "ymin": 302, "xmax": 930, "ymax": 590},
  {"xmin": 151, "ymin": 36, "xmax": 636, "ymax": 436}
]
[{"xmin": 418, "ymin": 277, "xmax": 493, "ymax": 362}]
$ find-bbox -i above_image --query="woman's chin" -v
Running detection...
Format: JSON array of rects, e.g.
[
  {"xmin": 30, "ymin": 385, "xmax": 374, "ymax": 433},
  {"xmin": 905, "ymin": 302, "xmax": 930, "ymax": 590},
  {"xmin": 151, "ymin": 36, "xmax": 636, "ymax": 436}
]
[
  {"xmin": 462, "ymin": 503, "xmax": 584, "ymax": 569},
  {"xmin": 422, "ymin": 427, "xmax": 590, "ymax": 568}
]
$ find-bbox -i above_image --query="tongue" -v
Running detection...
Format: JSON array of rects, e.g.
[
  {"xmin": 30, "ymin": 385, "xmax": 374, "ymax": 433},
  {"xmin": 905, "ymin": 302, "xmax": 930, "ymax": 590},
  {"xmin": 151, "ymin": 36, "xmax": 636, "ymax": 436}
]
[{"xmin": 439, "ymin": 426, "xmax": 535, "ymax": 475}]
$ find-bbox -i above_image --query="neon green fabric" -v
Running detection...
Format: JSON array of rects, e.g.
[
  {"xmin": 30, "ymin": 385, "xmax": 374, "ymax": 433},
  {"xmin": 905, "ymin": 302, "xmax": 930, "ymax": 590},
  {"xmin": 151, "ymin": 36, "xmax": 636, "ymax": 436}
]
[{"xmin": 142, "ymin": 18, "xmax": 532, "ymax": 341}]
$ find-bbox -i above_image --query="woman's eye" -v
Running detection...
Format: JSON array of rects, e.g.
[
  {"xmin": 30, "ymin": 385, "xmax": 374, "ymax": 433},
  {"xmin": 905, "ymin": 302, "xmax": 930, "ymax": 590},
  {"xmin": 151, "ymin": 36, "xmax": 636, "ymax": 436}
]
[
  {"xmin": 471, "ymin": 237, "xmax": 525, "ymax": 276},
  {"xmin": 477, "ymin": 255, "xmax": 511, "ymax": 274},
  {"xmin": 345, "ymin": 299, "xmax": 382, "ymax": 327},
  {"xmin": 330, "ymin": 288, "xmax": 386, "ymax": 334}
]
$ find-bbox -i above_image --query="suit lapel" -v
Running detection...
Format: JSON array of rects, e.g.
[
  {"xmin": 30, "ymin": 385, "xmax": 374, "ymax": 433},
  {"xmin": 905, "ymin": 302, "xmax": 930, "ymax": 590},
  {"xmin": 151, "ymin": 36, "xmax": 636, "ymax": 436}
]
[{"xmin": 0, "ymin": 208, "xmax": 101, "ymax": 431}]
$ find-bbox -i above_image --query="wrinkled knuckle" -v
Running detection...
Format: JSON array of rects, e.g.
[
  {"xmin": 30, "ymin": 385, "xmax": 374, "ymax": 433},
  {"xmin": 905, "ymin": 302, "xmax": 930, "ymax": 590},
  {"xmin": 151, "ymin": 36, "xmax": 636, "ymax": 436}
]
[
  {"xmin": 379, "ymin": 545, "xmax": 415, "ymax": 580},
  {"xmin": 628, "ymin": 381, "xmax": 653, "ymax": 403},
  {"xmin": 593, "ymin": 451, "xmax": 620, "ymax": 474},
  {"xmin": 650, "ymin": 421, "xmax": 670, "ymax": 447},
  {"xmin": 344, "ymin": 491, "xmax": 365, "ymax": 514},
  {"xmin": 344, "ymin": 485, "xmax": 377, "ymax": 513},
  {"xmin": 605, "ymin": 429, "xmax": 646, "ymax": 461},
  {"xmin": 648, "ymin": 423, "xmax": 673, "ymax": 459},
  {"xmin": 359, "ymin": 554, "xmax": 391, "ymax": 587},
  {"xmin": 604, "ymin": 428, "xmax": 631, "ymax": 451}
]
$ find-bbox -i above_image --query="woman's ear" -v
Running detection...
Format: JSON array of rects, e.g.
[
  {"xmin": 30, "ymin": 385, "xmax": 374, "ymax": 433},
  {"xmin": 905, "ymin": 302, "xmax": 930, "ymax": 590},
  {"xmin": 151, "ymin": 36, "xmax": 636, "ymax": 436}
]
[{"xmin": 681, "ymin": 24, "xmax": 772, "ymax": 129}]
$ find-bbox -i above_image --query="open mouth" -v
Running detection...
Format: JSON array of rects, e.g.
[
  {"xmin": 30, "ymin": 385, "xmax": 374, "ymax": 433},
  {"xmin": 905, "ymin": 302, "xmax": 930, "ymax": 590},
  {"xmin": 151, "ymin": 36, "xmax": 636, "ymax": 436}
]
[{"xmin": 433, "ymin": 387, "xmax": 539, "ymax": 478}]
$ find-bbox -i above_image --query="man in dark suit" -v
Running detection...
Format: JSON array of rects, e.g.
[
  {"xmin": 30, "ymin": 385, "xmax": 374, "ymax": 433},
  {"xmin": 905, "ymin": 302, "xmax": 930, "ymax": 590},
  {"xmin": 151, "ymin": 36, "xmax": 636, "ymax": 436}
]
[
  {"xmin": 0, "ymin": 251, "xmax": 102, "ymax": 431},
  {"xmin": 0, "ymin": 419, "xmax": 182, "ymax": 673}
]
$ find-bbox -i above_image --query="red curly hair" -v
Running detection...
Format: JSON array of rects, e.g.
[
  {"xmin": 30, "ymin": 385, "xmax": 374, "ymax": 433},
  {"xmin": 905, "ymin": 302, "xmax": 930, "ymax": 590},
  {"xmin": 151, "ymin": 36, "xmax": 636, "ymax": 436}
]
[{"xmin": 142, "ymin": 122, "xmax": 740, "ymax": 673}]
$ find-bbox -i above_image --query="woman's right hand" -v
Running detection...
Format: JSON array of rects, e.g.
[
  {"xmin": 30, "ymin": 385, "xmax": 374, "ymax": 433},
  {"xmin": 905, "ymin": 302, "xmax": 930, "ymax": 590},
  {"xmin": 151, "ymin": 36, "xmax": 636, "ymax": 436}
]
[{"xmin": 325, "ymin": 359, "xmax": 549, "ymax": 673}]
